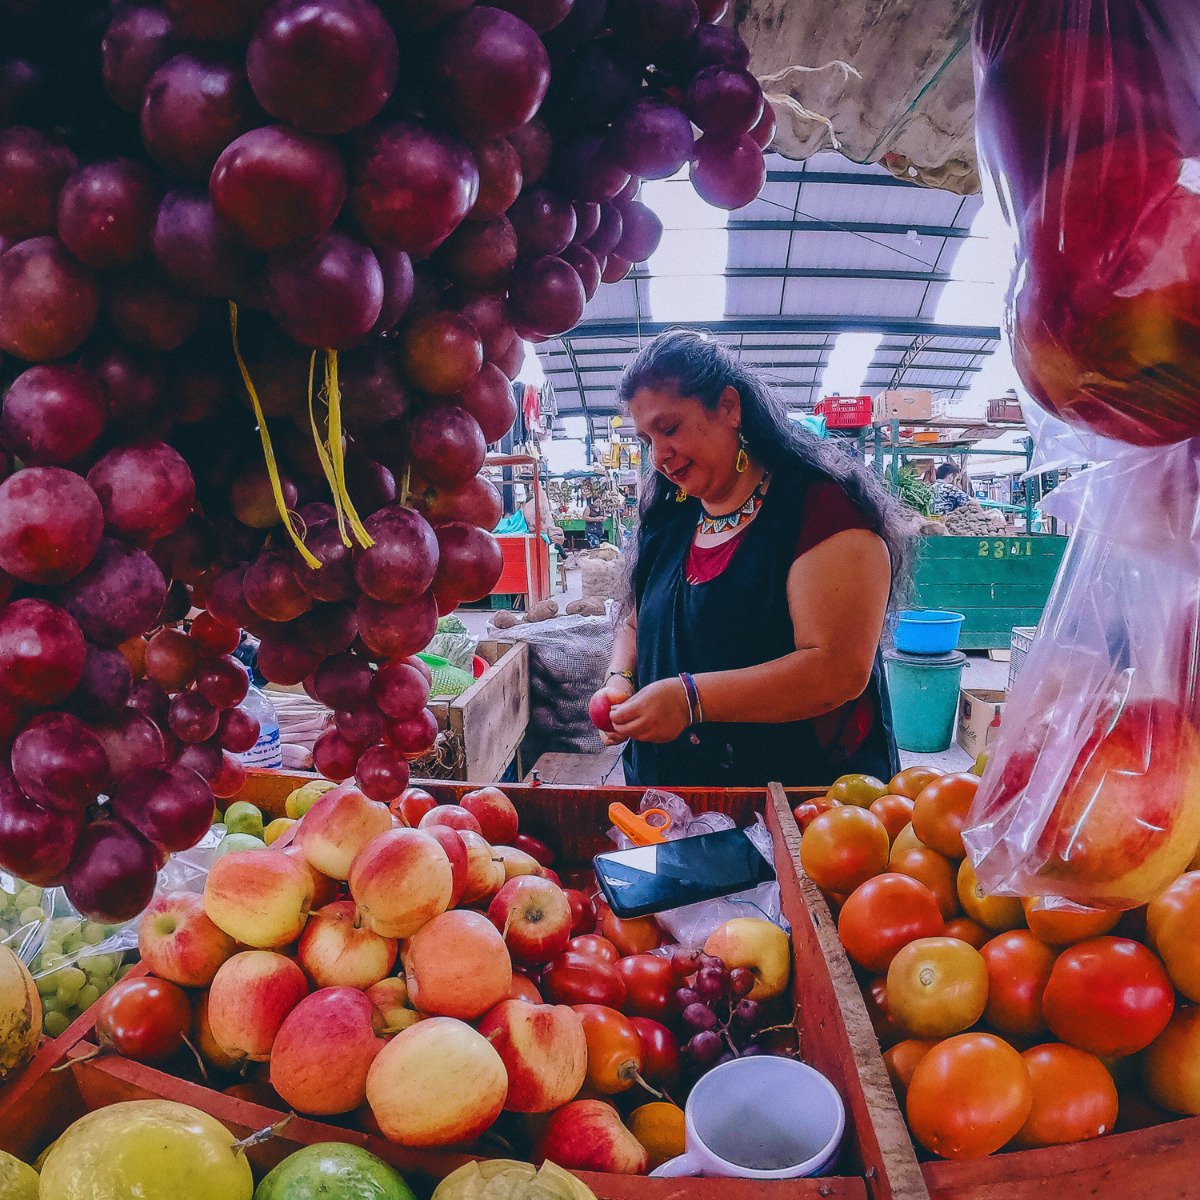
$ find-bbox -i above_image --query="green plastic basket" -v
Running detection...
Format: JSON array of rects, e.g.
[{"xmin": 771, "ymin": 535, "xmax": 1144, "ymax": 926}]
[{"xmin": 418, "ymin": 653, "xmax": 476, "ymax": 698}]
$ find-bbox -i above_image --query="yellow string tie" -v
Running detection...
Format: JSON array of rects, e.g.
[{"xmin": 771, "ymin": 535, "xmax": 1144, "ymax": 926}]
[
  {"xmin": 228, "ymin": 302, "xmax": 321, "ymax": 570},
  {"xmin": 306, "ymin": 349, "xmax": 351, "ymax": 548},
  {"xmin": 324, "ymin": 349, "xmax": 374, "ymax": 549}
]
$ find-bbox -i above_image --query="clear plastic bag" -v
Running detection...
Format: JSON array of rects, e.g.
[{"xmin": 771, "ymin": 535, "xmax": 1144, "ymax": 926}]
[
  {"xmin": 963, "ymin": 439, "xmax": 1200, "ymax": 909},
  {"xmin": 974, "ymin": 0, "xmax": 1200, "ymax": 447}
]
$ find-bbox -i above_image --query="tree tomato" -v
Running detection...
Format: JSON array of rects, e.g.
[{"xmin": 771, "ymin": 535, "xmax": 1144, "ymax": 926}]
[
  {"xmin": 1043, "ymin": 936, "xmax": 1175, "ymax": 1058},
  {"xmin": 564, "ymin": 888, "xmax": 597, "ymax": 936},
  {"xmin": 883, "ymin": 1038, "xmax": 935, "ymax": 1102},
  {"xmin": 568, "ymin": 935, "xmax": 620, "ymax": 964},
  {"xmin": 944, "ymin": 917, "xmax": 990, "ymax": 949},
  {"xmin": 889, "ymin": 845, "xmax": 959, "ymax": 920},
  {"xmin": 574, "ymin": 1003, "xmax": 644, "ymax": 1093},
  {"xmin": 838, "ymin": 873, "xmax": 945, "ymax": 973},
  {"xmin": 1146, "ymin": 870, "xmax": 1200, "ymax": 1000},
  {"xmin": 827, "ymin": 773, "xmax": 888, "ymax": 807},
  {"xmin": 595, "ymin": 900, "xmax": 663, "ymax": 955},
  {"xmin": 911, "ymin": 772, "xmax": 978, "ymax": 859},
  {"xmin": 793, "ymin": 795, "xmax": 840, "ymax": 831},
  {"xmin": 1014, "ymin": 1043, "xmax": 1118, "ymax": 1147},
  {"xmin": 1022, "ymin": 896, "xmax": 1120, "ymax": 947},
  {"xmin": 980, "ymin": 930, "xmax": 1057, "ymax": 1038},
  {"xmin": 906, "ymin": 1033, "xmax": 1032, "ymax": 1159},
  {"xmin": 1145, "ymin": 1005, "xmax": 1200, "ymax": 1115},
  {"xmin": 888, "ymin": 766, "xmax": 942, "ymax": 800},
  {"xmin": 800, "ymin": 806, "xmax": 889, "ymax": 895},
  {"xmin": 886, "ymin": 936, "xmax": 987, "ymax": 1039},
  {"xmin": 956, "ymin": 858, "xmax": 1024, "ymax": 932},
  {"xmin": 869, "ymin": 794, "xmax": 915, "ymax": 840},
  {"xmin": 541, "ymin": 951, "xmax": 627, "ymax": 1009},
  {"xmin": 94, "ymin": 975, "xmax": 192, "ymax": 1065},
  {"xmin": 617, "ymin": 953, "xmax": 677, "ymax": 1019},
  {"xmin": 629, "ymin": 1016, "xmax": 680, "ymax": 1089}
]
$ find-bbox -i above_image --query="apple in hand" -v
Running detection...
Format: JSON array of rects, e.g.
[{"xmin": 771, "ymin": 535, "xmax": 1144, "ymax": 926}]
[
  {"xmin": 461, "ymin": 786, "xmax": 519, "ymax": 844},
  {"xmin": 537, "ymin": 1099, "xmax": 649, "ymax": 1174},
  {"xmin": 488, "ymin": 876, "xmax": 573, "ymax": 966},
  {"xmin": 365, "ymin": 976, "xmax": 421, "ymax": 1033},
  {"xmin": 138, "ymin": 892, "xmax": 236, "ymax": 986},
  {"xmin": 349, "ymin": 827, "xmax": 454, "ymax": 938},
  {"xmin": 403, "ymin": 908, "xmax": 512, "ymax": 1020},
  {"xmin": 270, "ymin": 986, "xmax": 385, "ymax": 1115},
  {"xmin": 296, "ymin": 782, "xmax": 393, "ymax": 880},
  {"xmin": 365, "ymin": 1016, "xmax": 508, "ymax": 1146},
  {"xmin": 478, "ymin": 999, "xmax": 586, "ymax": 1112},
  {"xmin": 459, "ymin": 829, "xmax": 506, "ymax": 905},
  {"xmin": 297, "ymin": 899, "xmax": 397, "ymax": 989},
  {"xmin": 589, "ymin": 692, "xmax": 616, "ymax": 734},
  {"xmin": 704, "ymin": 916, "xmax": 791, "ymax": 1001},
  {"xmin": 207, "ymin": 950, "xmax": 309, "ymax": 1062},
  {"xmin": 203, "ymin": 849, "xmax": 314, "ymax": 948},
  {"xmin": 420, "ymin": 804, "xmax": 483, "ymax": 836}
]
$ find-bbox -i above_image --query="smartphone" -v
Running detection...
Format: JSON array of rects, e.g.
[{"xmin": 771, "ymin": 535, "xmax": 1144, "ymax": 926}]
[{"xmin": 592, "ymin": 827, "xmax": 776, "ymax": 919}]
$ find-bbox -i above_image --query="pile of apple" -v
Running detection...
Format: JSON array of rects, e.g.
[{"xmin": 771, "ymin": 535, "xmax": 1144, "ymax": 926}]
[{"xmin": 113, "ymin": 782, "xmax": 793, "ymax": 1176}]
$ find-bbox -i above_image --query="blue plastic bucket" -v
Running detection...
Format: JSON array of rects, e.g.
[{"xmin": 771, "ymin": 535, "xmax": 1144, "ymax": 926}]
[
  {"xmin": 894, "ymin": 610, "xmax": 965, "ymax": 655},
  {"xmin": 885, "ymin": 649, "xmax": 966, "ymax": 753}
]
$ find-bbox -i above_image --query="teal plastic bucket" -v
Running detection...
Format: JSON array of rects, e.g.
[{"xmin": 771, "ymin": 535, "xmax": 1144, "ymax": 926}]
[{"xmin": 885, "ymin": 649, "xmax": 967, "ymax": 754}]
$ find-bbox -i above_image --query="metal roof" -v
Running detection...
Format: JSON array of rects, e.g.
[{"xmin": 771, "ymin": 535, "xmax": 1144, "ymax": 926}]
[{"xmin": 535, "ymin": 151, "xmax": 1005, "ymax": 439}]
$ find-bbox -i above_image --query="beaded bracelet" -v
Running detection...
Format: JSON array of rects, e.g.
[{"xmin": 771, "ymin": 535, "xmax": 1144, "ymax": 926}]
[{"xmin": 678, "ymin": 672, "xmax": 704, "ymax": 726}]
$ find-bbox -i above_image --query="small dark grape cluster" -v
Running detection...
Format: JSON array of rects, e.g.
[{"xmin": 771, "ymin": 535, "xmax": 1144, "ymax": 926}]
[{"xmin": 675, "ymin": 953, "xmax": 785, "ymax": 1073}]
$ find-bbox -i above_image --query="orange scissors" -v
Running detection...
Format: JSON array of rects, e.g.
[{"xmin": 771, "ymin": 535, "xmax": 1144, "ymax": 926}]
[{"xmin": 608, "ymin": 802, "xmax": 673, "ymax": 846}]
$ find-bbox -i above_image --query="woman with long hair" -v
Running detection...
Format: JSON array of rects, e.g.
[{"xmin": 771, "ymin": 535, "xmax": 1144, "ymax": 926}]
[{"xmin": 591, "ymin": 330, "xmax": 911, "ymax": 786}]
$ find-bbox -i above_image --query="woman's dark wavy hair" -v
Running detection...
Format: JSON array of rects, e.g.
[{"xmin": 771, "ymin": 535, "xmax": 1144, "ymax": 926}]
[{"xmin": 617, "ymin": 329, "xmax": 914, "ymax": 610}]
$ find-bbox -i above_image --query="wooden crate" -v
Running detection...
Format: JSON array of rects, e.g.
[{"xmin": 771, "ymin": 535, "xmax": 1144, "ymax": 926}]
[
  {"xmin": 765, "ymin": 784, "xmax": 1200, "ymax": 1200},
  {"xmin": 4, "ymin": 776, "xmax": 914, "ymax": 1200}
]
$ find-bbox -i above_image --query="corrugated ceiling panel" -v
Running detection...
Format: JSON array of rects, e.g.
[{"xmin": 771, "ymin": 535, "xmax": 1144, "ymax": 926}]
[
  {"xmin": 787, "ymin": 229, "xmax": 946, "ymax": 274},
  {"xmin": 725, "ymin": 275, "xmax": 785, "ymax": 316},
  {"xmin": 726, "ymin": 230, "xmax": 792, "ymax": 269},
  {"xmin": 783, "ymin": 276, "xmax": 929, "ymax": 317}
]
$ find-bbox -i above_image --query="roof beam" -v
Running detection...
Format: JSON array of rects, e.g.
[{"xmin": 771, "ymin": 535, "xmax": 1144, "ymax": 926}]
[
  {"xmin": 724, "ymin": 219, "xmax": 971, "ymax": 239},
  {"xmin": 628, "ymin": 266, "xmax": 951, "ymax": 282},
  {"xmin": 766, "ymin": 169, "xmax": 918, "ymax": 187},
  {"xmin": 569, "ymin": 318, "xmax": 1002, "ymax": 340}
]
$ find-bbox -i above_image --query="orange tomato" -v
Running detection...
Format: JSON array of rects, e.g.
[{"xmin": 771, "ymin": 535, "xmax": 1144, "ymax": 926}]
[
  {"xmin": 1022, "ymin": 897, "xmax": 1121, "ymax": 947},
  {"xmin": 1145, "ymin": 1005, "xmax": 1200, "ymax": 1115},
  {"xmin": 890, "ymin": 823, "xmax": 925, "ymax": 857},
  {"xmin": 828, "ymin": 773, "xmax": 889, "ymax": 807},
  {"xmin": 595, "ymin": 901, "xmax": 663, "ymax": 956},
  {"xmin": 870, "ymin": 795, "xmax": 915, "ymax": 840},
  {"xmin": 1146, "ymin": 871, "xmax": 1200, "ymax": 1001},
  {"xmin": 980, "ymin": 930, "xmax": 1057, "ymax": 1038},
  {"xmin": 889, "ymin": 845, "xmax": 959, "ymax": 920},
  {"xmin": 886, "ymin": 936, "xmax": 988, "ymax": 1039},
  {"xmin": 838, "ymin": 873, "xmax": 945, "ymax": 973},
  {"xmin": 906, "ymin": 1033, "xmax": 1032, "ymax": 1159},
  {"xmin": 944, "ymin": 917, "xmax": 990, "ymax": 949},
  {"xmin": 883, "ymin": 1038, "xmax": 935, "ymax": 1101},
  {"xmin": 863, "ymin": 975, "xmax": 904, "ymax": 1049},
  {"xmin": 793, "ymin": 795, "xmax": 840, "ymax": 831},
  {"xmin": 911, "ymin": 772, "xmax": 978, "ymax": 858},
  {"xmin": 889, "ymin": 765, "xmax": 943, "ymax": 800},
  {"xmin": 957, "ymin": 859, "xmax": 1025, "ymax": 932},
  {"xmin": 573, "ymin": 1003, "xmax": 644, "ymax": 1093},
  {"xmin": 799, "ymin": 806, "xmax": 890, "ymax": 895},
  {"xmin": 1014, "ymin": 1044, "xmax": 1118, "ymax": 1147}
]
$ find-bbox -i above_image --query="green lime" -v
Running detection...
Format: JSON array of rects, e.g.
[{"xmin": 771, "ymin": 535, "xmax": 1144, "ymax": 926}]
[
  {"xmin": 223, "ymin": 801, "xmax": 265, "ymax": 840},
  {"xmin": 255, "ymin": 1144, "xmax": 416, "ymax": 1200},
  {"xmin": 213, "ymin": 832, "xmax": 267, "ymax": 860}
]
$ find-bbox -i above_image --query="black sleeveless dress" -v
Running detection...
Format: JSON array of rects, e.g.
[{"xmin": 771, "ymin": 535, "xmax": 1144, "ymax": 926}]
[{"xmin": 626, "ymin": 464, "xmax": 898, "ymax": 788}]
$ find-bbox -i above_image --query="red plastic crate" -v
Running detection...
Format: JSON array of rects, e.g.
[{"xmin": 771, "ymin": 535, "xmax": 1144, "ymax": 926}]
[{"xmin": 816, "ymin": 395, "xmax": 873, "ymax": 428}]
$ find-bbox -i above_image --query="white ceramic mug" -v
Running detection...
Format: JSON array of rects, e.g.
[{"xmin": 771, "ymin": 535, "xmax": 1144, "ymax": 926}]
[{"xmin": 650, "ymin": 1055, "xmax": 845, "ymax": 1180}]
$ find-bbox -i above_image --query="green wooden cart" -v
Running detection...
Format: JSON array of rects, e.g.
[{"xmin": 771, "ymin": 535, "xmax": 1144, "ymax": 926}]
[{"xmin": 911, "ymin": 534, "xmax": 1067, "ymax": 650}]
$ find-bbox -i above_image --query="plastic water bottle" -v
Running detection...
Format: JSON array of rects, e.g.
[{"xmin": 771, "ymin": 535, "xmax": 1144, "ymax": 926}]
[{"xmin": 236, "ymin": 686, "xmax": 282, "ymax": 770}]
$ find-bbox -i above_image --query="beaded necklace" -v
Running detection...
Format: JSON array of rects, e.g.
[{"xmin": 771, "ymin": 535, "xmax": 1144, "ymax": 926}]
[{"xmin": 696, "ymin": 474, "xmax": 770, "ymax": 537}]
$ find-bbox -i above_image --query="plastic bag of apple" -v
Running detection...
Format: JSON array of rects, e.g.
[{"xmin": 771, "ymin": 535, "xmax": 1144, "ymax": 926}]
[
  {"xmin": 104, "ymin": 781, "xmax": 796, "ymax": 1177},
  {"xmin": 795, "ymin": 766, "xmax": 1200, "ymax": 1162}
]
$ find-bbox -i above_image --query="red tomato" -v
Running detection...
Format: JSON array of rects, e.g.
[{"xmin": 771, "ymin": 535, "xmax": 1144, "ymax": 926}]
[
  {"xmin": 567, "ymin": 935, "xmax": 620, "ymax": 964},
  {"xmin": 800, "ymin": 806, "xmax": 890, "ymax": 895},
  {"xmin": 630, "ymin": 1016, "xmax": 681, "ymax": 1089},
  {"xmin": 540, "ymin": 951, "xmax": 627, "ymax": 1009},
  {"xmin": 793, "ymin": 795, "xmax": 840, "ymax": 831},
  {"xmin": 94, "ymin": 975, "xmax": 192, "ymax": 1065},
  {"xmin": 564, "ymin": 888, "xmax": 597, "ymax": 936},
  {"xmin": 911, "ymin": 773, "xmax": 979, "ymax": 859},
  {"xmin": 574, "ymin": 1003, "xmax": 644, "ymax": 1093},
  {"xmin": 870, "ymin": 795, "xmax": 915, "ymax": 841},
  {"xmin": 838, "ymin": 873, "xmax": 945, "ymax": 973},
  {"xmin": 863, "ymin": 975, "xmax": 904, "ymax": 1049},
  {"xmin": 980, "ymin": 930, "xmax": 1057, "ymax": 1038},
  {"xmin": 617, "ymin": 953, "xmax": 677, "ymax": 1019},
  {"xmin": 944, "ymin": 917, "xmax": 991, "ymax": 950},
  {"xmin": 595, "ymin": 901, "xmax": 664, "ymax": 955},
  {"xmin": 1042, "ymin": 936, "xmax": 1175, "ymax": 1058},
  {"xmin": 1015, "ymin": 1043, "xmax": 1119, "ymax": 1148}
]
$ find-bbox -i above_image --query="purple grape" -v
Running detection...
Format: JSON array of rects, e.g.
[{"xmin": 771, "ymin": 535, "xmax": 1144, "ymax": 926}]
[
  {"xmin": 728, "ymin": 966, "xmax": 755, "ymax": 997},
  {"xmin": 695, "ymin": 964, "xmax": 726, "ymax": 1002},
  {"xmin": 682, "ymin": 1002, "xmax": 719, "ymax": 1033},
  {"xmin": 674, "ymin": 986, "xmax": 700, "ymax": 1010},
  {"xmin": 686, "ymin": 1030, "xmax": 723, "ymax": 1066},
  {"xmin": 731, "ymin": 998, "xmax": 761, "ymax": 1028}
]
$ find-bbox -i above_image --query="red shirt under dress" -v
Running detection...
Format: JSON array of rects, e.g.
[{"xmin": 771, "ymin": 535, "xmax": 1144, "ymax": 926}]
[{"xmin": 684, "ymin": 480, "xmax": 877, "ymax": 761}]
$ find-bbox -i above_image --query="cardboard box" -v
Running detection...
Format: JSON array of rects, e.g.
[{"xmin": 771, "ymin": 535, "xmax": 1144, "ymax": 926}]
[
  {"xmin": 957, "ymin": 687, "xmax": 1006, "ymax": 759},
  {"xmin": 875, "ymin": 388, "xmax": 934, "ymax": 421}
]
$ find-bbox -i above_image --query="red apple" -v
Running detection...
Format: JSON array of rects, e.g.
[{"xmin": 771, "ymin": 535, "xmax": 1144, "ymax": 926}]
[
  {"xmin": 513, "ymin": 832, "xmax": 555, "ymax": 867},
  {"xmin": 392, "ymin": 785, "xmax": 437, "ymax": 827},
  {"xmin": 207, "ymin": 950, "xmax": 309, "ymax": 1062},
  {"xmin": 459, "ymin": 828, "xmax": 506, "ymax": 905},
  {"xmin": 365, "ymin": 1016, "xmax": 507, "ymax": 1146},
  {"xmin": 423, "ymin": 824, "xmax": 468, "ymax": 906},
  {"xmin": 488, "ymin": 876, "xmax": 573, "ymax": 966},
  {"xmin": 138, "ymin": 891, "xmax": 237, "ymax": 986},
  {"xmin": 203, "ymin": 849, "xmax": 314, "ymax": 948},
  {"xmin": 297, "ymin": 781, "xmax": 393, "ymax": 880},
  {"xmin": 270, "ymin": 986, "xmax": 385, "ymax": 1115},
  {"xmin": 297, "ymin": 899, "xmax": 397, "ymax": 989},
  {"xmin": 461, "ymin": 786, "xmax": 519, "ymax": 844},
  {"xmin": 365, "ymin": 976, "xmax": 421, "ymax": 1033},
  {"xmin": 280, "ymin": 842, "xmax": 339, "ymax": 908},
  {"xmin": 537, "ymin": 1099, "xmax": 649, "ymax": 1174},
  {"xmin": 419, "ymin": 803, "xmax": 483, "ymax": 836},
  {"xmin": 588, "ymin": 693, "xmax": 615, "ymax": 733},
  {"xmin": 493, "ymin": 845, "xmax": 542, "ymax": 879},
  {"xmin": 193, "ymin": 992, "xmax": 242, "ymax": 1073},
  {"xmin": 541, "ymin": 868, "xmax": 562, "ymax": 886},
  {"xmin": 349, "ymin": 827, "xmax": 454, "ymax": 938},
  {"xmin": 506, "ymin": 974, "xmax": 544, "ymax": 1004},
  {"xmin": 565, "ymin": 889, "xmax": 597, "ymax": 936},
  {"xmin": 403, "ymin": 908, "xmax": 512, "ymax": 1020},
  {"xmin": 478, "ymin": 999, "xmax": 587, "ymax": 1113}
]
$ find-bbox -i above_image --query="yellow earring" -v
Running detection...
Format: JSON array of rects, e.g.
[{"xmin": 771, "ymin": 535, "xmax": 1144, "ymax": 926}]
[
  {"xmin": 735, "ymin": 431, "xmax": 749, "ymax": 474},
  {"xmin": 675, "ymin": 487, "xmax": 688, "ymax": 502}
]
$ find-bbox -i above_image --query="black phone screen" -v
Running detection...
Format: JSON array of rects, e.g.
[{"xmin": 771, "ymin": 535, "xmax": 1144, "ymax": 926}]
[{"xmin": 592, "ymin": 827, "xmax": 776, "ymax": 918}]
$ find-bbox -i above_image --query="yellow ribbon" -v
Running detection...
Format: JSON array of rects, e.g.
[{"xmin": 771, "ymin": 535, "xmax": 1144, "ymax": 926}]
[{"xmin": 324, "ymin": 350, "xmax": 374, "ymax": 549}]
